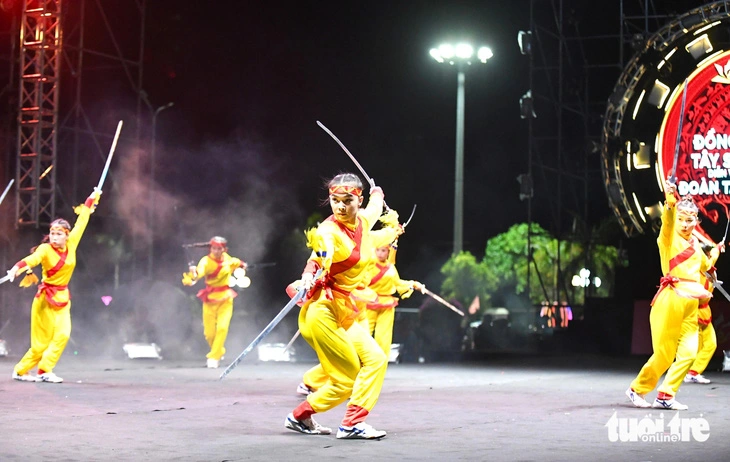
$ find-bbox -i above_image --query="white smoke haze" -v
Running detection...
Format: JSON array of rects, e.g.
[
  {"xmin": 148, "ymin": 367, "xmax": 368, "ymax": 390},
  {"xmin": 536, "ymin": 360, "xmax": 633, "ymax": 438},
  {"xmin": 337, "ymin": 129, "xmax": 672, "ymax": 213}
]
[{"xmin": 59, "ymin": 131, "xmax": 313, "ymax": 362}]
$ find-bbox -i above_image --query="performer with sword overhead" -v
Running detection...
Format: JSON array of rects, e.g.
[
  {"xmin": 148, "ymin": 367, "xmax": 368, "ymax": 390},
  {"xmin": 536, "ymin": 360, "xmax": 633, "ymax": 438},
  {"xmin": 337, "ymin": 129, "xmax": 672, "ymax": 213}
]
[
  {"xmin": 626, "ymin": 79, "xmax": 718, "ymax": 410},
  {"xmin": 283, "ymin": 171, "xmax": 402, "ymax": 440},
  {"xmin": 181, "ymin": 236, "xmax": 248, "ymax": 369},
  {"xmin": 294, "ymin": 208, "xmax": 410, "ymax": 396},
  {"xmin": 5, "ymin": 120, "xmax": 122, "ymax": 383}
]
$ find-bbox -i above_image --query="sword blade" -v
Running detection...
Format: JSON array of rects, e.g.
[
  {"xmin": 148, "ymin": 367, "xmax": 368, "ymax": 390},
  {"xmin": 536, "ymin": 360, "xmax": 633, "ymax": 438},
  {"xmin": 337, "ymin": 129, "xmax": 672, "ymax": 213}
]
[
  {"xmin": 0, "ymin": 179, "xmax": 14, "ymax": 206},
  {"xmin": 669, "ymin": 79, "xmax": 688, "ymax": 184},
  {"xmin": 403, "ymin": 204, "xmax": 417, "ymax": 228},
  {"xmin": 97, "ymin": 120, "xmax": 124, "ymax": 191},
  {"xmin": 219, "ymin": 270, "xmax": 321, "ymax": 380},
  {"xmin": 705, "ymin": 271, "xmax": 730, "ymax": 302},
  {"xmin": 423, "ymin": 288, "xmax": 464, "ymax": 316},
  {"xmin": 0, "ymin": 273, "xmax": 13, "ymax": 286},
  {"xmin": 316, "ymin": 121, "xmax": 374, "ymax": 187},
  {"xmin": 282, "ymin": 329, "xmax": 300, "ymax": 355}
]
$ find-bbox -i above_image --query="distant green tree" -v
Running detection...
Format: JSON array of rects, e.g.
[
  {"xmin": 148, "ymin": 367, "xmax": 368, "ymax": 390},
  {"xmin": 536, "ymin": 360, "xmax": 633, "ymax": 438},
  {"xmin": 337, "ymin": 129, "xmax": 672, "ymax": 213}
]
[
  {"xmin": 440, "ymin": 220, "xmax": 627, "ymax": 307},
  {"xmin": 440, "ymin": 251, "xmax": 496, "ymax": 309}
]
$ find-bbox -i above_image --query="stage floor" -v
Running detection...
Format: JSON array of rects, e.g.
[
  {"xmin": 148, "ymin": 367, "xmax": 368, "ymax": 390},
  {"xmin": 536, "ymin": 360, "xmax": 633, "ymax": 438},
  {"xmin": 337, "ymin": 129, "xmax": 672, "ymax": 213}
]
[{"xmin": 1, "ymin": 353, "xmax": 728, "ymax": 461}]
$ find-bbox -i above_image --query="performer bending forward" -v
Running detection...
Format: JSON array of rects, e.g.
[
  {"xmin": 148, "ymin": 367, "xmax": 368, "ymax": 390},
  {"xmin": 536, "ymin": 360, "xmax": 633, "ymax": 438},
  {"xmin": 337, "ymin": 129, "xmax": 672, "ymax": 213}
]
[
  {"xmin": 7, "ymin": 189, "xmax": 101, "ymax": 383},
  {"xmin": 626, "ymin": 181, "xmax": 712, "ymax": 410},
  {"xmin": 184, "ymin": 236, "xmax": 247, "ymax": 369},
  {"xmin": 285, "ymin": 173, "xmax": 394, "ymax": 439}
]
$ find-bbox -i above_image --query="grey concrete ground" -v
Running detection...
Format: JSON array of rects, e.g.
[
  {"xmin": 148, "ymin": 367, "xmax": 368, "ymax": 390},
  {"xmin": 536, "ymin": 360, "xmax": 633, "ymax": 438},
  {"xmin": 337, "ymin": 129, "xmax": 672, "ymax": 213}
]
[{"xmin": 1, "ymin": 353, "xmax": 729, "ymax": 462}]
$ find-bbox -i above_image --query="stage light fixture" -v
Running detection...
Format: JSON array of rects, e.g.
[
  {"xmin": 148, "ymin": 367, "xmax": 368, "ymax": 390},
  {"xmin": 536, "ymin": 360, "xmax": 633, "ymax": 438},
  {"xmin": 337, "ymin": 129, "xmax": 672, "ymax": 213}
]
[
  {"xmin": 681, "ymin": 13, "xmax": 705, "ymax": 30},
  {"xmin": 518, "ymin": 31, "xmax": 532, "ymax": 56},
  {"xmin": 647, "ymin": 80, "xmax": 671, "ymax": 107},
  {"xmin": 123, "ymin": 343, "xmax": 162, "ymax": 359},
  {"xmin": 519, "ymin": 90, "xmax": 537, "ymax": 119},
  {"xmin": 686, "ymin": 34, "xmax": 713, "ymax": 59},
  {"xmin": 517, "ymin": 173, "xmax": 533, "ymax": 200}
]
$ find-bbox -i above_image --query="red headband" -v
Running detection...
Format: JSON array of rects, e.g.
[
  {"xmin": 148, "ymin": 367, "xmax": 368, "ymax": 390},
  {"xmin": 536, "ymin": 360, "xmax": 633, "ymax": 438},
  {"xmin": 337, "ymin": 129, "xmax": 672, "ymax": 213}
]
[{"xmin": 329, "ymin": 185, "xmax": 362, "ymax": 196}]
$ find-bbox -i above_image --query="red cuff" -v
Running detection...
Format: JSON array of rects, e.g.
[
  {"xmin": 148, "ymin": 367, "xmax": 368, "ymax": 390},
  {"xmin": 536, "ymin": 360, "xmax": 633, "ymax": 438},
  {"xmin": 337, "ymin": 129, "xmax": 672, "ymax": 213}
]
[
  {"xmin": 15, "ymin": 261, "xmax": 27, "ymax": 269},
  {"xmin": 303, "ymin": 260, "xmax": 320, "ymax": 277},
  {"xmin": 84, "ymin": 196, "xmax": 95, "ymax": 207}
]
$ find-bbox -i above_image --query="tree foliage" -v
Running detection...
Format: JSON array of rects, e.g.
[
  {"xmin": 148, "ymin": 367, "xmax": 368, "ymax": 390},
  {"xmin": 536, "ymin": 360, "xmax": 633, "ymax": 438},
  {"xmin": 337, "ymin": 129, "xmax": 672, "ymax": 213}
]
[
  {"xmin": 440, "ymin": 251, "xmax": 496, "ymax": 308},
  {"xmin": 440, "ymin": 221, "xmax": 627, "ymax": 310}
]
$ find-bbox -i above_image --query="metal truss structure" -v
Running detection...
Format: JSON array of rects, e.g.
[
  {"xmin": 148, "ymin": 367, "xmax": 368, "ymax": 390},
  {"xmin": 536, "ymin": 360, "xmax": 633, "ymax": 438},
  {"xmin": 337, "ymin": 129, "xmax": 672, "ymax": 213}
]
[
  {"xmin": 15, "ymin": 0, "xmax": 62, "ymax": 228},
  {"xmin": 523, "ymin": 0, "xmax": 694, "ymax": 301}
]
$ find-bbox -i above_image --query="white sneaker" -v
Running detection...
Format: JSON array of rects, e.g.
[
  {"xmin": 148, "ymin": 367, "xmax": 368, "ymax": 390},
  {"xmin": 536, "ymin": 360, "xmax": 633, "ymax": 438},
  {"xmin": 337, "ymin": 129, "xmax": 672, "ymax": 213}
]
[
  {"xmin": 12, "ymin": 371, "xmax": 40, "ymax": 382},
  {"xmin": 297, "ymin": 382, "xmax": 314, "ymax": 396},
  {"xmin": 336, "ymin": 422, "xmax": 386, "ymax": 439},
  {"xmin": 38, "ymin": 372, "xmax": 63, "ymax": 383},
  {"xmin": 284, "ymin": 413, "xmax": 332, "ymax": 435},
  {"xmin": 625, "ymin": 387, "xmax": 651, "ymax": 408},
  {"xmin": 653, "ymin": 397, "xmax": 688, "ymax": 410},
  {"xmin": 684, "ymin": 373, "xmax": 711, "ymax": 384},
  {"xmin": 206, "ymin": 358, "xmax": 220, "ymax": 369}
]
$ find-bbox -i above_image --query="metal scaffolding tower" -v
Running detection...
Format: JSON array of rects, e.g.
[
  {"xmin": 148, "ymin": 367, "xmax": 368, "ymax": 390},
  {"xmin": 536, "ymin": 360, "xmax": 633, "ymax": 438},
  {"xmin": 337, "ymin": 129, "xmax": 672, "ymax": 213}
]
[{"xmin": 15, "ymin": 0, "xmax": 62, "ymax": 228}]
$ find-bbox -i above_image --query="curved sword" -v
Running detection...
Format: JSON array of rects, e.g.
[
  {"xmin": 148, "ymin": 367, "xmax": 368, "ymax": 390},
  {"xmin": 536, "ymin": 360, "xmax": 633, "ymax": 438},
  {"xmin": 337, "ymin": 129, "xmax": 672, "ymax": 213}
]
[
  {"xmin": 317, "ymin": 121, "xmax": 374, "ymax": 188},
  {"xmin": 403, "ymin": 204, "xmax": 417, "ymax": 228}
]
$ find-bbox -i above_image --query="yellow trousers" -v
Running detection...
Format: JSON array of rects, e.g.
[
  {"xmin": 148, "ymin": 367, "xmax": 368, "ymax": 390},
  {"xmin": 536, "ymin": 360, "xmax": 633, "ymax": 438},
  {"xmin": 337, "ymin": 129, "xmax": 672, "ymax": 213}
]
[
  {"xmin": 299, "ymin": 291, "xmax": 387, "ymax": 414},
  {"xmin": 631, "ymin": 290, "xmax": 698, "ymax": 396},
  {"xmin": 14, "ymin": 296, "xmax": 71, "ymax": 375},
  {"xmin": 689, "ymin": 323, "xmax": 716, "ymax": 375},
  {"xmin": 366, "ymin": 307, "xmax": 395, "ymax": 355},
  {"xmin": 202, "ymin": 298, "xmax": 233, "ymax": 361}
]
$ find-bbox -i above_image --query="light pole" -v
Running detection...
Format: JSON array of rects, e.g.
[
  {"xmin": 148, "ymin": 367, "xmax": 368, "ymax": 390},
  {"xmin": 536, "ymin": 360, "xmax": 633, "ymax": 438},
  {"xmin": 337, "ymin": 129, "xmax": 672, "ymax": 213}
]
[
  {"xmin": 430, "ymin": 43, "xmax": 492, "ymax": 254},
  {"xmin": 147, "ymin": 101, "xmax": 174, "ymax": 277}
]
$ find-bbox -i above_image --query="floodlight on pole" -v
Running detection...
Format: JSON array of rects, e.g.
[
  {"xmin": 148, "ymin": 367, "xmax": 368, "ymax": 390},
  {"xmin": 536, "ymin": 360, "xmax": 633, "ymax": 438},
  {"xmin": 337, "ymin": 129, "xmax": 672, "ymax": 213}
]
[{"xmin": 430, "ymin": 42, "xmax": 492, "ymax": 254}]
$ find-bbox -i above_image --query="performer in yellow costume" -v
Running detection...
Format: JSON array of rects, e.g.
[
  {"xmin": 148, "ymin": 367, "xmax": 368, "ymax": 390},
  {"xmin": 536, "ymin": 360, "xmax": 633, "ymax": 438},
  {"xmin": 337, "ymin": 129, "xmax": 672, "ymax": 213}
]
[
  {"xmin": 295, "ymin": 221, "xmax": 407, "ymax": 395},
  {"xmin": 183, "ymin": 236, "xmax": 247, "ymax": 368},
  {"xmin": 285, "ymin": 173, "xmax": 399, "ymax": 440},
  {"xmin": 365, "ymin": 243, "xmax": 423, "ymax": 355},
  {"xmin": 7, "ymin": 189, "xmax": 101, "ymax": 383},
  {"xmin": 684, "ymin": 244, "xmax": 721, "ymax": 384},
  {"xmin": 626, "ymin": 181, "xmax": 713, "ymax": 410}
]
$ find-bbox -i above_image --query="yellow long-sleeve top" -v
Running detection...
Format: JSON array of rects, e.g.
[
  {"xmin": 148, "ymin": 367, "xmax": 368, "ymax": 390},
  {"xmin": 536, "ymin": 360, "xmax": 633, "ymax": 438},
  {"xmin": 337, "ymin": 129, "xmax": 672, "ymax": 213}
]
[
  {"xmin": 364, "ymin": 262, "xmax": 416, "ymax": 310},
  {"xmin": 698, "ymin": 248, "xmax": 720, "ymax": 325},
  {"xmin": 15, "ymin": 205, "xmax": 92, "ymax": 309},
  {"xmin": 194, "ymin": 252, "xmax": 245, "ymax": 303},
  {"xmin": 302, "ymin": 192, "xmax": 399, "ymax": 308},
  {"xmin": 652, "ymin": 192, "xmax": 712, "ymax": 304}
]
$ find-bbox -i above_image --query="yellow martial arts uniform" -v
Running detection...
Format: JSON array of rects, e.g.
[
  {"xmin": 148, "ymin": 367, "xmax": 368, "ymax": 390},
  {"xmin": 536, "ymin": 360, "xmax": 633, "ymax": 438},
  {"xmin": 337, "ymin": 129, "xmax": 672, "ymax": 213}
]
[
  {"xmin": 365, "ymin": 261, "xmax": 417, "ymax": 355},
  {"xmin": 296, "ymin": 190, "xmax": 398, "ymax": 425},
  {"xmin": 630, "ymin": 192, "xmax": 711, "ymax": 397},
  {"xmin": 688, "ymin": 262, "xmax": 718, "ymax": 376},
  {"xmin": 13, "ymin": 204, "xmax": 93, "ymax": 376},
  {"xmin": 194, "ymin": 253, "xmax": 245, "ymax": 361}
]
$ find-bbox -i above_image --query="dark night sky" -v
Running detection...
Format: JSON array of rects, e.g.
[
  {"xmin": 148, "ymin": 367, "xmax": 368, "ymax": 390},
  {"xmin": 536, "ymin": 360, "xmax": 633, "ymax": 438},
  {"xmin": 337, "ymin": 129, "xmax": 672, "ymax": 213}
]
[{"xmin": 137, "ymin": 0, "xmax": 539, "ymax": 291}]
